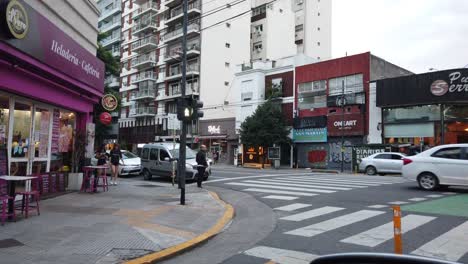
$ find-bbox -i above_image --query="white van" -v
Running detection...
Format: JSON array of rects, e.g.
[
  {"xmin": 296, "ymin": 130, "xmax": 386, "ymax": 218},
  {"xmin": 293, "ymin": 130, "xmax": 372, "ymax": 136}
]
[{"xmin": 140, "ymin": 143, "xmax": 211, "ymax": 181}]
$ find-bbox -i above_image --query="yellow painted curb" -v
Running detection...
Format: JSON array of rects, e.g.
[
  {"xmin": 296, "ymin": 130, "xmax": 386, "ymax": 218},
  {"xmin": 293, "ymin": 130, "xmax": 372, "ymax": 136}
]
[{"xmin": 125, "ymin": 191, "xmax": 235, "ymax": 264}]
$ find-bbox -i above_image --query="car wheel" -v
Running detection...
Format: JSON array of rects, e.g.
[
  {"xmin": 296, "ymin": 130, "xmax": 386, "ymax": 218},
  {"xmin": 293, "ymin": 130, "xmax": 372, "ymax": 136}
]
[
  {"xmin": 143, "ymin": 169, "xmax": 152, "ymax": 181},
  {"xmin": 365, "ymin": 166, "xmax": 377, "ymax": 175},
  {"xmin": 418, "ymin": 173, "xmax": 439, "ymax": 191}
]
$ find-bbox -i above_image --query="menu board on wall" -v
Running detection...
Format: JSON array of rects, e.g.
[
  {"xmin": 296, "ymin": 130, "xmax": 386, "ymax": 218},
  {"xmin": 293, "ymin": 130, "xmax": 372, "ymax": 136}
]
[
  {"xmin": 51, "ymin": 109, "xmax": 60, "ymax": 154},
  {"xmin": 0, "ymin": 147, "xmax": 8, "ymax": 175}
]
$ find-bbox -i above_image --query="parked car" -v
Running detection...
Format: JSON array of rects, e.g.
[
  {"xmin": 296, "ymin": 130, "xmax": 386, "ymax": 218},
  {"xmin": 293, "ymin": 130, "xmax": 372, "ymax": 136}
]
[
  {"xmin": 402, "ymin": 144, "xmax": 468, "ymax": 190},
  {"xmin": 91, "ymin": 150, "xmax": 141, "ymax": 176},
  {"xmin": 140, "ymin": 143, "xmax": 212, "ymax": 181},
  {"xmin": 359, "ymin": 152, "xmax": 406, "ymax": 175}
]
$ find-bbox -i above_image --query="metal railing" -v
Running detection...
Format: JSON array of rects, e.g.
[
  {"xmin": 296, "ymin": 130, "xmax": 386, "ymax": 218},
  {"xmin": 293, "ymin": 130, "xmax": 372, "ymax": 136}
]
[
  {"xmin": 100, "ymin": 2, "xmax": 121, "ymax": 18},
  {"xmin": 133, "ymin": 19, "xmax": 158, "ymax": 32},
  {"xmin": 133, "ymin": 71, "xmax": 157, "ymax": 83},
  {"xmin": 166, "ymin": 43, "xmax": 200, "ymax": 57},
  {"xmin": 168, "ymin": 63, "xmax": 199, "ymax": 76},
  {"xmin": 131, "ymin": 107, "xmax": 156, "ymax": 116},
  {"xmin": 132, "ymin": 36, "xmax": 158, "ymax": 50},
  {"xmin": 133, "ymin": 1, "xmax": 159, "ymax": 17},
  {"xmin": 135, "ymin": 89, "xmax": 156, "ymax": 99},
  {"xmin": 131, "ymin": 53, "xmax": 157, "ymax": 67},
  {"xmin": 168, "ymin": 1, "xmax": 200, "ymax": 19},
  {"xmin": 101, "ymin": 35, "xmax": 121, "ymax": 46},
  {"xmin": 100, "ymin": 19, "xmax": 121, "ymax": 33},
  {"xmin": 164, "ymin": 23, "xmax": 199, "ymax": 40}
]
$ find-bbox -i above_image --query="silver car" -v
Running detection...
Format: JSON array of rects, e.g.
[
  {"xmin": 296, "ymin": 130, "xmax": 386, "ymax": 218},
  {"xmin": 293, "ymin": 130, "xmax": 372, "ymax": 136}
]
[
  {"xmin": 90, "ymin": 150, "xmax": 142, "ymax": 176},
  {"xmin": 140, "ymin": 143, "xmax": 211, "ymax": 181},
  {"xmin": 359, "ymin": 152, "xmax": 406, "ymax": 175}
]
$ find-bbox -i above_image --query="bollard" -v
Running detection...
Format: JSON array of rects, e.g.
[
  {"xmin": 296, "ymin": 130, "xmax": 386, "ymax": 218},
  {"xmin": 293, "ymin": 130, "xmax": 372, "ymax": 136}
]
[{"xmin": 392, "ymin": 205, "xmax": 403, "ymax": 254}]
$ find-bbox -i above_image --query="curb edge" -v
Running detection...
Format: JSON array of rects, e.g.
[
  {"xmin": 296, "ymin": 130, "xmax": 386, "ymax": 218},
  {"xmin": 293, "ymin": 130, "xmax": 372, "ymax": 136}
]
[{"xmin": 124, "ymin": 190, "xmax": 235, "ymax": 264}]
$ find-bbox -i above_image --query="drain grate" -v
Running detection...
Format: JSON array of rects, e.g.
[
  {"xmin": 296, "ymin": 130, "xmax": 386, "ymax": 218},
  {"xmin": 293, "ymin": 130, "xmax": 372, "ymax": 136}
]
[{"xmin": 0, "ymin": 239, "xmax": 24, "ymax": 248}]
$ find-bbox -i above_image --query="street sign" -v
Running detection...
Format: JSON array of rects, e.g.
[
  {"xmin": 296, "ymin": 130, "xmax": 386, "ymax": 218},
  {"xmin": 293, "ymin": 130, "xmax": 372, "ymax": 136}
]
[{"xmin": 167, "ymin": 113, "xmax": 181, "ymax": 130}]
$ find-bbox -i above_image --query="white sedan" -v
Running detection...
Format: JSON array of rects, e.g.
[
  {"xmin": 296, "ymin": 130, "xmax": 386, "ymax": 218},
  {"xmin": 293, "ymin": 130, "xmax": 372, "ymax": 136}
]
[
  {"xmin": 359, "ymin": 152, "xmax": 406, "ymax": 175},
  {"xmin": 91, "ymin": 150, "xmax": 141, "ymax": 176},
  {"xmin": 402, "ymin": 144, "xmax": 468, "ymax": 190}
]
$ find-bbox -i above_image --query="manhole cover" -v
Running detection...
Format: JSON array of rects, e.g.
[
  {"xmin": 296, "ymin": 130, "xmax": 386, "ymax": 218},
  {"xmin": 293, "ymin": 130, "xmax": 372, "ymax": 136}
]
[
  {"xmin": 0, "ymin": 239, "xmax": 24, "ymax": 248},
  {"xmin": 136, "ymin": 184, "xmax": 161, "ymax": 188}
]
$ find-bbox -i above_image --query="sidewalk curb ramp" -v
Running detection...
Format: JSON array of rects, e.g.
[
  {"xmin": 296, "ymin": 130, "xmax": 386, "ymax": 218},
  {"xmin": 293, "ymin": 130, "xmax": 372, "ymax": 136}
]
[{"xmin": 124, "ymin": 191, "xmax": 235, "ymax": 264}]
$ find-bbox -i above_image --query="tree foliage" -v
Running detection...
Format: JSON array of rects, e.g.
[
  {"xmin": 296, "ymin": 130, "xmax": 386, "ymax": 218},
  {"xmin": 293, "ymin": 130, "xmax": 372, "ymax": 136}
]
[{"xmin": 240, "ymin": 100, "xmax": 291, "ymax": 148}]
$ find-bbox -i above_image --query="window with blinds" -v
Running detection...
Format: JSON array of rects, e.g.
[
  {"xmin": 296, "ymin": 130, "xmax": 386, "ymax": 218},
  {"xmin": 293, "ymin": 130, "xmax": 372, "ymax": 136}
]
[{"xmin": 328, "ymin": 74, "xmax": 364, "ymax": 96}]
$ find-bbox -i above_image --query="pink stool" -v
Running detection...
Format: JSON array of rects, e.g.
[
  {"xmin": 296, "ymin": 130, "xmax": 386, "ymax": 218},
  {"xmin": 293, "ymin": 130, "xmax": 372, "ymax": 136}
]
[
  {"xmin": 0, "ymin": 179, "xmax": 16, "ymax": 225},
  {"xmin": 15, "ymin": 176, "xmax": 40, "ymax": 219}
]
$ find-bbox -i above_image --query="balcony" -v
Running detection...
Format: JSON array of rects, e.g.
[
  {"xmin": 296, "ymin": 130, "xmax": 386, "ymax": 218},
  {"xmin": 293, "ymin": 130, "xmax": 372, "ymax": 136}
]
[
  {"xmin": 100, "ymin": 19, "xmax": 121, "ymax": 33},
  {"xmin": 165, "ymin": 63, "xmax": 200, "ymax": 81},
  {"xmin": 131, "ymin": 89, "xmax": 156, "ymax": 101},
  {"xmin": 164, "ymin": 23, "xmax": 200, "ymax": 43},
  {"xmin": 132, "ymin": 35, "xmax": 158, "ymax": 53},
  {"xmin": 131, "ymin": 71, "xmax": 157, "ymax": 84},
  {"xmin": 166, "ymin": 1, "xmax": 201, "ymax": 25},
  {"xmin": 133, "ymin": 2, "xmax": 159, "ymax": 20},
  {"xmin": 133, "ymin": 19, "xmax": 158, "ymax": 35},
  {"xmin": 165, "ymin": 0, "xmax": 182, "ymax": 8},
  {"xmin": 130, "ymin": 107, "xmax": 156, "ymax": 117},
  {"xmin": 131, "ymin": 54, "xmax": 157, "ymax": 70},
  {"xmin": 105, "ymin": 76, "xmax": 120, "ymax": 87},
  {"xmin": 157, "ymin": 83, "xmax": 199, "ymax": 101},
  {"xmin": 164, "ymin": 43, "xmax": 200, "ymax": 63},
  {"xmin": 101, "ymin": 35, "xmax": 121, "ymax": 47},
  {"xmin": 99, "ymin": 2, "xmax": 121, "ymax": 21}
]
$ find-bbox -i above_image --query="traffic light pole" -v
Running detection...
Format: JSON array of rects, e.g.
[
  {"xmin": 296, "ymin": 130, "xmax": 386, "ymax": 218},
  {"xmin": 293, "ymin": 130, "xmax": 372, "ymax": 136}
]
[{"xmin": 178, "ymin": 0, "xmax": 188, "ymax": 205}]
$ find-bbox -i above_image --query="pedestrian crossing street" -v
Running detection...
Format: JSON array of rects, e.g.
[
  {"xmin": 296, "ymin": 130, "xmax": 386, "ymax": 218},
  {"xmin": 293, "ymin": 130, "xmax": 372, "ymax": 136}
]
[
  {"xmin": 238, "ymin": 201, "xmax": 468, "ymax": 263},
  {"xmin": 221, "ymin": 174, "xmax": 408, "ymax": 199}
]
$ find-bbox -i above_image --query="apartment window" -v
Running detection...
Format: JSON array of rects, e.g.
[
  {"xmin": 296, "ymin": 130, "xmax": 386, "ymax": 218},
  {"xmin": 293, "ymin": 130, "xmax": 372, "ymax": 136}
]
[
  {"xmin": 298, "ymin": 81, "xmax": 327, "ymax": 109},
  {"xmin": 225, "ymin": 43, "xmax": 231, "ymax": 48},
  {"xmin": 318, "ymin": 12, "xmax": 321, "ymax": 16},
  {"xmin": 255, "ymin": 24, "xmax": 263, "ymax": 33},
  {"xmin": 224, "ymin": 81, "xmax": 230, "ymax": 86},
  {"xmin": 317, "ymin": 42, "xmax": 320, "ymax": 46},
  {"xmin": 295, "ymin": 24, "xmax": 304, "ymax": 32},
  {"xmin": 318, "ymin": 27, "xmax": 320, "ymax": 31},
  {"xmin": 105, "ymin": 3, "xmax": 113, "ymax": 10},
  {"xmin": 328, "ymin": 74, "xmax": 364, "ymax": 96},
  {"xmin": 241, "ymin": 80, "xmax": 253, "ymax": 101},
  {"xmin": 253, "ymin": 42, "xmax": 262, "ymax": 52},
  {"xmin": 252, "ymin": 5, "xmax": 267, "ymax": 16},
  {"xmin": 226, "ymin": 22, "xmax": 231, "ymax": 28},
  {"xmin": 225, "ymin": 62, "xmax": 230, "ymax": 67}
]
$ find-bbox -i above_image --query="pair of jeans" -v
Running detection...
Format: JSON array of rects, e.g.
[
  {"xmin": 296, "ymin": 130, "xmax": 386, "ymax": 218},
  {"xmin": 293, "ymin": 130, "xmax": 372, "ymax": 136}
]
[{"xmin": 197, "ymin": 167, "xmax": 205, "ymax": 187}]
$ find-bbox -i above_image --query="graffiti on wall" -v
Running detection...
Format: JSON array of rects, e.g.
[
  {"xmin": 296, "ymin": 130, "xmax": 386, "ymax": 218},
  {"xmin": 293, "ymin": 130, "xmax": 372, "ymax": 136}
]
[{"xmin": 328, "ymin": 140, "xmax": 352, "ymax": 164}]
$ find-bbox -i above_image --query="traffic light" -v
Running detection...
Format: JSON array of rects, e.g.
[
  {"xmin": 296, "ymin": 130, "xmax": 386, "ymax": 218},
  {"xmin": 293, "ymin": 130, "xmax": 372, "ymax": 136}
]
[
  {"xmin": 191, "ymin": 99, "xmax": 204, "ymax": 120},
  {"xmin": 176, "ymin": 97, "xmax": 193, "ymax": 122}
]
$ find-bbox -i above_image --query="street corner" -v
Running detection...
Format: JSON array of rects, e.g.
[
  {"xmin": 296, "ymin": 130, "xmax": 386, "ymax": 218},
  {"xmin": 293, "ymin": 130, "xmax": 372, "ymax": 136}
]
[{"xmin": 124, "ymin": 188, "xmax": 234, "ymax": 264}]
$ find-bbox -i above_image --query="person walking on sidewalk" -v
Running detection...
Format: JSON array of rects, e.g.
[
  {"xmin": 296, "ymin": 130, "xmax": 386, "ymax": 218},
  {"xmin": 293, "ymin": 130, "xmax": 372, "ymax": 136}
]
[
  {"xmin": 109, "ymin": 144, "xmax": 124, "ymax": 185},
  {"xmin": 196, "ymin": 145, "xmax": 208, "ymax": 188}
]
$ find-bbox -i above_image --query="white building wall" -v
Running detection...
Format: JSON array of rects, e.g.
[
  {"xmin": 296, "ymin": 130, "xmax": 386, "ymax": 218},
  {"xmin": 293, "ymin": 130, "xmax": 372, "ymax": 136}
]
[
  {"xmin": 368, "ymin": 82, "xmax": 382, "ymax": 144},
  {"xmin": 234, "ymin": 70, "xmax": 266, "ymax": 130},
  {"xmin": 200, "ymin": 0, "xmax": 252, "ymax": 120},
  {"xmin": 265, "ymin": 0, "xmax": 296, "ymax": 60},
  {"xmin": 303, "ymin": 0, "xmax": 331, "ymax": 60}
]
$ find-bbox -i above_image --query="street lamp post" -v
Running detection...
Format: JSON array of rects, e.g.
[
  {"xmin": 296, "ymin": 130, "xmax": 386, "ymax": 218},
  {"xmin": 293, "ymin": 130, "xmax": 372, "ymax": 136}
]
[{"xmin": 341, "ymin": 80, "xmax": 345, "ymax": 173}]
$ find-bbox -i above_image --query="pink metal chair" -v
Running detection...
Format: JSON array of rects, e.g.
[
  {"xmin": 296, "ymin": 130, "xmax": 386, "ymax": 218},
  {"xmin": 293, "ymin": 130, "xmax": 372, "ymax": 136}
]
[
  {"xmin": 15, "ymin": 176, "xmax": 40, "ymax": 219},
  {"xmin": 96, "ymin": 168, "xmax": 109, "ymax": 192},
  {"xmin": 81, "ymin": 167, "xmax": 94, "ymax": 192},
  {"xmin": 0, "ymin": 179, "xmax": 16, "ymax": 225}
]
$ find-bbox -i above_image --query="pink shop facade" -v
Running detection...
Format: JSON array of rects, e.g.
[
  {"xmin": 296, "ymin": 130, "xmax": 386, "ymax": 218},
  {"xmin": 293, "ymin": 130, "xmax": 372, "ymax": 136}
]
[{"xmin": 0, "ymin": 0, "xmax": 104, "ymax": 175}]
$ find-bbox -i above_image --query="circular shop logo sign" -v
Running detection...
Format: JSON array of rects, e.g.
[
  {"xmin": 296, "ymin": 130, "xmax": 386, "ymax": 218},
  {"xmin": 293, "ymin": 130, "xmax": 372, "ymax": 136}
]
[
  {"xmin": 6, "ymin": 0, "xmax": 29, "ymax": 39},
  {"xmin": 430, "ymin": 80, "xmax": 449, "ymax": 96},
  {"xmin": 101, "ymin": 94, "xmax": 118, "ymax": 111}
]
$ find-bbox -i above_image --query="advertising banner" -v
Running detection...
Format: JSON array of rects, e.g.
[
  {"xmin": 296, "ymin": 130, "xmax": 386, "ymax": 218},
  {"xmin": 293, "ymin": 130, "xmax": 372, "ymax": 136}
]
[
  {"xmin": 327, "ymin": 113, "xmax": 364, "ymax": 136},
  {"xmin": 293, "ymin": 128, "xmax": 327, "ymax": 143}
]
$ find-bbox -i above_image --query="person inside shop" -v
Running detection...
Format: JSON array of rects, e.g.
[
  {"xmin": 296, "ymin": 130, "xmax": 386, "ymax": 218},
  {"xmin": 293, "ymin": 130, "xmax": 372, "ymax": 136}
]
[
  {"xmin": 109, "ymin": 144, "xmax": 124, "ymax": 186},
  {"xmin": 196, "ymin": 145, "xmax": 208, "ymax": 188}
]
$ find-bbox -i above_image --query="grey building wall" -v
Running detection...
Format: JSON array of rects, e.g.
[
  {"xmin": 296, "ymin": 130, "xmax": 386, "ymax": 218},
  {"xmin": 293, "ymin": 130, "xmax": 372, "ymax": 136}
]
[
  {"xmin": 370, "ymin": 54, "xmax": 414, "ymax": 81},
  {"xmin": 25, "ymin": 0, "xmax": 100, "ymax": 54}
]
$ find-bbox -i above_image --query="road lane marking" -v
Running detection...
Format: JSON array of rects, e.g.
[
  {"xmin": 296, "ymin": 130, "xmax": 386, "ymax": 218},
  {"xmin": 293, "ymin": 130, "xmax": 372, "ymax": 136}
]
[
  {"xmin": 261, "ymin": 178, "xmax": 369, "ymax": 188},
  {"xmin": 426, "ymin": 194, "xmax": 444, "ymax": 198},
  {"xmin": 290, "ymin": 176, "xmax": 399, "ymax": 185},
  {"xmin": 274, "ymin": 203, "xmax": 312, "ymax": 212},
  {"xmin": 367, "ymin": 205, "xmax": 388, "ymax": 209},
  {"xmin": 285, "ymin": 210, "xmax": 385, "ymax": 237},
  {"xmin": 408, "ymin": 198, "xmax": 427, "ymax": 202},
  {"xmin": 226, "ymin": 182, "xmax": 336, "ymax": 193},
  {"xmin": 263, "ymin": 195, "xmax": 298, "ymax": 201},
  {"xmin": 243, "ymin": 180, "xmax": 352, "ymax": 191},
  {"xmin": 206, "ymin": 173, "xmax": 317, "ymax": 183},
  {"xmin": 290, "ymin": 175, "xmax": 406, "ymax": 184},
  {"xmin": 280, "ymin": 206, "xmax": 345, "ymax": 222},
  {"xmin": 243, "ymin": 246, "xmax": 318, "ymax": 264},
  {"xmin": 388, "ymin": 201, "xmax": 409, "ymax": 205},
  {"xmin": 243, "ymin": 188, "xmax": 318, "ymax": 197},
  {"xmin": 412, "ymin": 221, "xmax": 468, "ymax": 262},
  {"xmin": 341, "ymin": 214, "xmax": 436, "ymax": 247}
]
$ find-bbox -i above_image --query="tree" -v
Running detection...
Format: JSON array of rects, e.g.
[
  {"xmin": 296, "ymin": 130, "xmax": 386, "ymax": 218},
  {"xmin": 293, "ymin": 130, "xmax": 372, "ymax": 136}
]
[
  {"xmin": 240, "ymin": 100, "xmax": 291, "ymax": 148},
  {"xmin": 94, "ymin": 33, "xmax": 121, "ymax": 146}
]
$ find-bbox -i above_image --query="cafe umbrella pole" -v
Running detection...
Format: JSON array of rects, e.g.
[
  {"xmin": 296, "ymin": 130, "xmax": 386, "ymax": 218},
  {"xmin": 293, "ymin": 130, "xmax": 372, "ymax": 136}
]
[{"xmin": 178, "ymin": 0, "xmax": 188, "ymax": 205}]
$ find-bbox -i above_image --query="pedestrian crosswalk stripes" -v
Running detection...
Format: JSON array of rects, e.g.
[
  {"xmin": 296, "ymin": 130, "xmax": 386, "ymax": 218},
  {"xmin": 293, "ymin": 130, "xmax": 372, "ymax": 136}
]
[
  {"xmin": 243, "ymin": 246, "xmax": 318, "ymax": 264},
  {"xmin": 341, "ymin": 214, "xmax": 436, "ymax": 247},
  {"xmin": 244, "ymin": 188, "xmax": 319, "ymax": 197},
  {"xmin": 243, "ymin": 180, "xmax": 352, "ymax": 191},
  {"xmin": 261, "ymin": 178, "xmax": 369, "ymax": 188},
  {"xmin": 226, "ymin": 182, "xmax": 336, "ymax": 193},
  {"xmin": 411, "ymin": 221, "xmax": 468, "ymax": 262},
  {"xmin": 290, "ymin": 176, "xmax": 401, "ymax": 185},
  {"xmin": 274, "ymin": 203, "xmax": 312, "ymax": 212},
  {"xmin": 280, "ymin": 206, "xmax": 345, "ymax": 222},
  {"xmin": 287, "ymin": 177, "xmax": 384, "ymax": 186},
  {"xmin": 262, "ymin": 195, "xmax": 299, "ymax": 200},
  {"xmin": 285, "ymin": 210, "xmax": 385, "ymax": 237}
]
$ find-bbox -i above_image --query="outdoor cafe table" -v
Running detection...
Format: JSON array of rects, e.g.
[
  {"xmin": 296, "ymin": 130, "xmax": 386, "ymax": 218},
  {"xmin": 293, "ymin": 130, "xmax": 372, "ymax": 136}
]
[
  {"xmin": 82, "ymin": 166, "xmax": 108, "ymax": 193},
  {"xmin": 0, "ymin": 176, "xmax": 37, "ymax": 220}
]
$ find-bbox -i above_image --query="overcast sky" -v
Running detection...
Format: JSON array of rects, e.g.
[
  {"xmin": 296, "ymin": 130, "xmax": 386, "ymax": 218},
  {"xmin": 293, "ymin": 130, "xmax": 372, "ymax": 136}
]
[{"xmin": 332, "ymin": 0, "xmax": 468, "ymax": 73}]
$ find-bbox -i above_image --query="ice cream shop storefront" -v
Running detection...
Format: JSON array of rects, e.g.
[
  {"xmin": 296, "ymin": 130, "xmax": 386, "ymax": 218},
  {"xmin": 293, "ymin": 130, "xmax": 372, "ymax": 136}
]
[{"xmin": 0, "ymin": 0, "xmax": 104, "ymax": 176}]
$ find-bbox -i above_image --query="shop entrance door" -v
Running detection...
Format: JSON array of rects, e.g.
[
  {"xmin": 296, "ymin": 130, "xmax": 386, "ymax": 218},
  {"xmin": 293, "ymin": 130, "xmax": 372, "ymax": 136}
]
[{"xmin": 9, "ymin": 100, "xmax": 51, "ymax": 175}]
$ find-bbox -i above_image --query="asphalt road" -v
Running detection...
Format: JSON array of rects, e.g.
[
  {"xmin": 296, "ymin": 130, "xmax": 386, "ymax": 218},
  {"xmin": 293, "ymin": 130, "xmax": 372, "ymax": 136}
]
[{"xmin": 129, "ymin": 165, "xmax": 468, "ymax": 264}]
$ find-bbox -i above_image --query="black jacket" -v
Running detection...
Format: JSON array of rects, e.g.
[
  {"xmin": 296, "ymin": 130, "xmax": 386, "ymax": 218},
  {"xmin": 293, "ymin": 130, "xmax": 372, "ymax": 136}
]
[{"xmin": 196, "ymin": 151, "xmax": 208, "ymax": 167}]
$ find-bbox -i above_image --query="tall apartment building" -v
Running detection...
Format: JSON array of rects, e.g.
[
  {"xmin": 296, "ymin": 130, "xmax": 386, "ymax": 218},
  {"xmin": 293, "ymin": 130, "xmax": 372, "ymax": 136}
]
[
  {"xmin": 97, "ymin": 0, "xmax": 123, "ymax": 142},
  {"xmin": 117, "ymin": 0, "xmax": 331, "ymax": 152}
]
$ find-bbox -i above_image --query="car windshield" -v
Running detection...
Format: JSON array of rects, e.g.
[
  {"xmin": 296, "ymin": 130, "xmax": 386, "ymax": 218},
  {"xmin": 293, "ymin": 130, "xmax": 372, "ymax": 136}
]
[
  {"xmin": 122, "ymin": 151, "xmax": 138, "ymax": 159},
  {"xmin": 170, "ymin": 147, "xmax": 197, "ymax": 159}
]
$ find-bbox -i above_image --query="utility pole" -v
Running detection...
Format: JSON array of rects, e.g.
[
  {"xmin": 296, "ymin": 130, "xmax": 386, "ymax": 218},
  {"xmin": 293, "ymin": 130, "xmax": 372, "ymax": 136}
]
[
  {"xmin": 178, "ymin": 0, "xmax": 189, "ymax": 205},
  {"xmin": 341, "ymin": 80, "xmax": 345, "ymax": 173}
]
